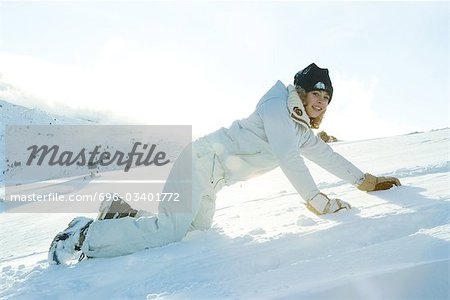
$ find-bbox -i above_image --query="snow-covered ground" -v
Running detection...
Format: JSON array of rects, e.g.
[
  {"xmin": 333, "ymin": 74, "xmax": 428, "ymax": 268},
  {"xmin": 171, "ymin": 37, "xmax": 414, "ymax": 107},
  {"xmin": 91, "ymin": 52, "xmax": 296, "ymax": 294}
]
[
  {"xmin": 0, "ymin": 98, "xmax": 95, "ymax": 190},
  {"xmin": 1, "ymin": 99, "xmax": 449, "ymax": 299}
]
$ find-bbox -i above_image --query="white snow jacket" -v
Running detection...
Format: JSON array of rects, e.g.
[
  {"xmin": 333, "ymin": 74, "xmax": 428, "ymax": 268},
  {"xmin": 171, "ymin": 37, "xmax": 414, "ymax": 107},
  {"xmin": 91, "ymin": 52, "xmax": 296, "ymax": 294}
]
[{"xmin": 203, "ymin": 80, "xmax": 365, "ymax": 201}]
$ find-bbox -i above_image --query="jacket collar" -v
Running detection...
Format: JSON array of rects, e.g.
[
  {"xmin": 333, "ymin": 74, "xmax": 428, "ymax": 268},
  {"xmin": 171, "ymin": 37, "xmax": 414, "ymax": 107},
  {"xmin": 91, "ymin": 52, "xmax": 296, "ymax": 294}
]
[{"xmin": 287, "ymin": 85, "xmax": 311, "ymax": 129}]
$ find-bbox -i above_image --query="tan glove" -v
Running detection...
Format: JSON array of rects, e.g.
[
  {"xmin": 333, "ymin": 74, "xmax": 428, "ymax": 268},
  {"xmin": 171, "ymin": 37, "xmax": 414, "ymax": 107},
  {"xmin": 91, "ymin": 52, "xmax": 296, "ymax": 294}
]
[
  {"xmin": 357, "ymin": 173, "xmax": 401, "ymax": 192},
  {"xmin": 306, "ymin": 193, "xmax": 351, "ymax": 215}
]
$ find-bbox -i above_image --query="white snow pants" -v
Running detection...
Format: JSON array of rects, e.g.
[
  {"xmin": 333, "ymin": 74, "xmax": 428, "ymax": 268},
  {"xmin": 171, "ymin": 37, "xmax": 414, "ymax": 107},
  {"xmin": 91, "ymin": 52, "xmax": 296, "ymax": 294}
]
[{"xmin": 82, "ymin": 137, "xmax": 225, "ymax": 258}]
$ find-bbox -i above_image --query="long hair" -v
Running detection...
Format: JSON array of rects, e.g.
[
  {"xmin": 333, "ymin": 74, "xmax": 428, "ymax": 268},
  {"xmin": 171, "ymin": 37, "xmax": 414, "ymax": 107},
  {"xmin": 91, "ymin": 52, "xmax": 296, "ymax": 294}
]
[{"xmin": 295, "ymin": 86, "xmax": 326, "ymax": 129}]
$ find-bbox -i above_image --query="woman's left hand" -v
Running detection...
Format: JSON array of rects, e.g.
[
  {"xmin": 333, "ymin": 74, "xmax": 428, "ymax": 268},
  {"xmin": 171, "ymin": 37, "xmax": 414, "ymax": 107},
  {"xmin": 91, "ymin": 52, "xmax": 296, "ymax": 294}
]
[{"xmin": 358, "ymin": 173, "xmax": 401, "ymax": 192}]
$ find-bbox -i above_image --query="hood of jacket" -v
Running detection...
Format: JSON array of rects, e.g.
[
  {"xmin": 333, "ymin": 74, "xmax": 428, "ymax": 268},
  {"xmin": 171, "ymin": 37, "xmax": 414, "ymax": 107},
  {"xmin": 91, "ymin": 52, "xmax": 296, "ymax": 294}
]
[{"xmin": 286, "ymin": 84, "xmax": 311, "ymax": 129}]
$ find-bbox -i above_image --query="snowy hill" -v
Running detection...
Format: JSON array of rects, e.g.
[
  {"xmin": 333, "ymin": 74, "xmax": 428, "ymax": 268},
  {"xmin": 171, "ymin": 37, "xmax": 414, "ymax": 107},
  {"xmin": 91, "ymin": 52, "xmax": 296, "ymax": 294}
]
[
  {"xmin": 0, "ymin": 98, "xmax": 184, "ymax": 201},
  {"xmin": 0, "ymin": 99, "xmax": 449, "ymax": 299},
  {"xmin": 0, "ymin": 99, "xmax": 97, "ymax": 191}
]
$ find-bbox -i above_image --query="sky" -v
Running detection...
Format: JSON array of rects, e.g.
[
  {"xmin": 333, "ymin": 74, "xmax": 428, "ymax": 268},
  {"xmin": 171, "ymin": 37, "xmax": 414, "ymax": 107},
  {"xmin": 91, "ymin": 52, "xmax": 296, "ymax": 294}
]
[{"xmin": 0, "ymin": 1, "xmax": 448, "ymax": 140}]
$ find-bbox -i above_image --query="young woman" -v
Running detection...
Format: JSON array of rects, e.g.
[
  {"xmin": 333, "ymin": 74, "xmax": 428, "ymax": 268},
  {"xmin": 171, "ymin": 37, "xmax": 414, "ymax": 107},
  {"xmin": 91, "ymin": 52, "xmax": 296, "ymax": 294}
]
[{"xmin": 49, "ymin": 63, "xmax": 401, "ymax": 264}]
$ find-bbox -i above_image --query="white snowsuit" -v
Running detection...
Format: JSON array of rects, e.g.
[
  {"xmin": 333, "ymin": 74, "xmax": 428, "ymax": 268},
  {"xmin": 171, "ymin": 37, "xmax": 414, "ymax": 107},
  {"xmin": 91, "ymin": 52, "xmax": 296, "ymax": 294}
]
[{"xmin": 82, "ymin": 81, "xmax": 365, "ymax": 258}]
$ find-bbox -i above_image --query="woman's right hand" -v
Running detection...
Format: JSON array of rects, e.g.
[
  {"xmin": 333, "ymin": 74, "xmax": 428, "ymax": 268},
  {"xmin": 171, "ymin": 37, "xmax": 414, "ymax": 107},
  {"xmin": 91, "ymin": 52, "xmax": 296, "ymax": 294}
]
[{"xmin": 306, "ymin": 193, "xmax": 351, "ymax": 216}]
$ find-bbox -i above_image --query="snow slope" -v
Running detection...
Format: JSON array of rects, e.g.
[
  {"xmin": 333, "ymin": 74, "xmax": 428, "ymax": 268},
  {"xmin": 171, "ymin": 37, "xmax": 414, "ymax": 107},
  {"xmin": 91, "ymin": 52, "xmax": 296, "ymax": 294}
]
[
  {"xmin": 0, "ymin": 100, "xmax": 449, "ymax": 299},
  {"xmin": 0, "ymin": 99, "xmax": 95, "ymax": 194}
]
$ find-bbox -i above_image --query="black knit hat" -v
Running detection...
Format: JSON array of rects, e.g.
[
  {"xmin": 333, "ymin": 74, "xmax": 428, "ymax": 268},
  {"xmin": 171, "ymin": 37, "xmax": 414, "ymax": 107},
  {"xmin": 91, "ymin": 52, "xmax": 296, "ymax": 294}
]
[{"xmin": 294, "ymin": 63, "xmax": 333, "ymax": 102}]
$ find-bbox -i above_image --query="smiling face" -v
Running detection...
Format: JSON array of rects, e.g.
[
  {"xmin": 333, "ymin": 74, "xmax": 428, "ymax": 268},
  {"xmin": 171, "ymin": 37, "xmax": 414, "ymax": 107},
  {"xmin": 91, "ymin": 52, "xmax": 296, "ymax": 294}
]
[{"xmin": 303, "ymin": 90, "xmax": 330, "ymax": 119}]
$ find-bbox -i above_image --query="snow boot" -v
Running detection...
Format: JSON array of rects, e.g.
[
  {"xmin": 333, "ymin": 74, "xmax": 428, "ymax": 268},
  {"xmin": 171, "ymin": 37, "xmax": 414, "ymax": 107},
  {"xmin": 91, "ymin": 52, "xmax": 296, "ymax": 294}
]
[
  {"xmin": 48, "ymin": 216, "xmax": 93, "ymax": 265},
  {"xmin": 97, "ymin": 194, "xmax": 138, "ymax": 220}
]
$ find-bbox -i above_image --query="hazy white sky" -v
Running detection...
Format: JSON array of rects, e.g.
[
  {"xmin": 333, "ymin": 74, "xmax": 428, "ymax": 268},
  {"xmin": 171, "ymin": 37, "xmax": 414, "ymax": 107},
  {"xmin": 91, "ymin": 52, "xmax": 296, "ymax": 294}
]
[{"xmin": 0, "ymin": 1, "xmax": 448, "ymax": 140}]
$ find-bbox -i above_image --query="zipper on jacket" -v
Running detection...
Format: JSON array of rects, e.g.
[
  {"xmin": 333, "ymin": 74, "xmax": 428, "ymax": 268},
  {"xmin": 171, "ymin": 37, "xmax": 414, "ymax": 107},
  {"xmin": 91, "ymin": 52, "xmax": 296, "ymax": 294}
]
[
  {"xmin": 210, "ymin": 153, "xmax": 216, "ymax": 184},
  {"xmin": 210, "ymin": 153, "xmax": 225, "ymax": 189},
  {"xmin": 235, "ymin": 151, "xmax": 262, "ymax": 156}
]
